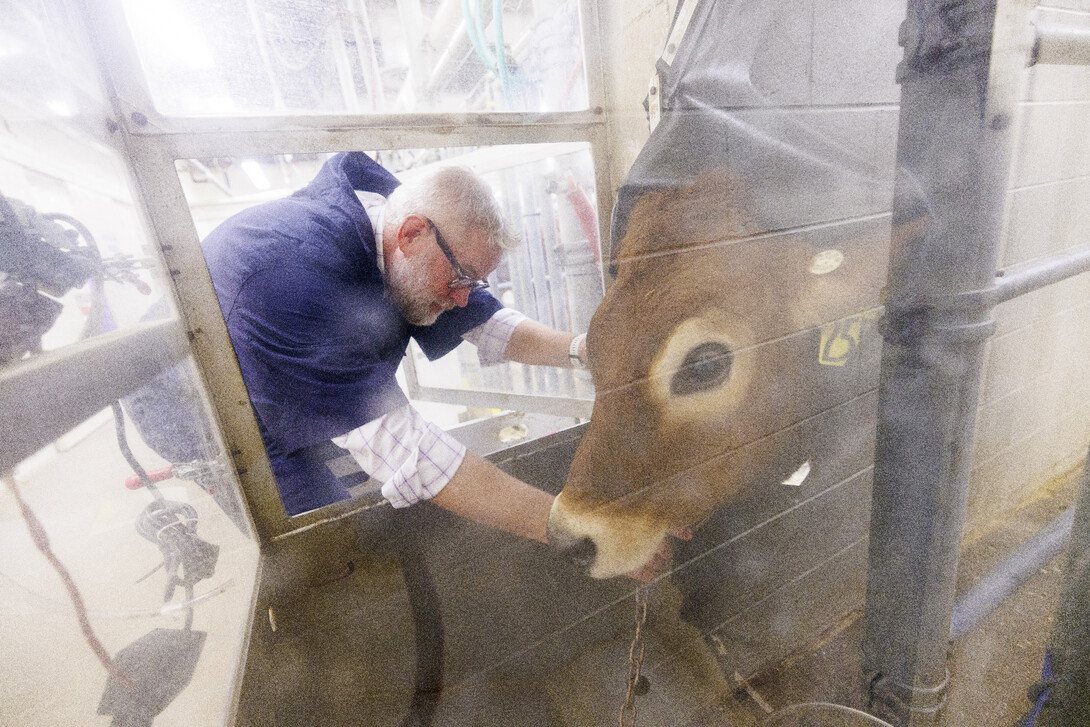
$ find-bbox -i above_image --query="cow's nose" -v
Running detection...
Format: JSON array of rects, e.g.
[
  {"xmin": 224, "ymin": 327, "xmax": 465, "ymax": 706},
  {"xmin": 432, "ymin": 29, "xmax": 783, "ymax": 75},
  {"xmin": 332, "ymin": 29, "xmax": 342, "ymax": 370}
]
[{"xmin": 555, "ymin": 536, "xmax": 597, "ymax": 568}]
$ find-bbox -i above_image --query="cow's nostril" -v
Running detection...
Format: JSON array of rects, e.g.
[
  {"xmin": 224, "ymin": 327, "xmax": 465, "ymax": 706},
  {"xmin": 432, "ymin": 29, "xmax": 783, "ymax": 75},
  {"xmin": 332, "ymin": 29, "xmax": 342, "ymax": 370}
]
[{"xmin": 558, "ymin": 536, "xmax": 597, "ymax": 568}]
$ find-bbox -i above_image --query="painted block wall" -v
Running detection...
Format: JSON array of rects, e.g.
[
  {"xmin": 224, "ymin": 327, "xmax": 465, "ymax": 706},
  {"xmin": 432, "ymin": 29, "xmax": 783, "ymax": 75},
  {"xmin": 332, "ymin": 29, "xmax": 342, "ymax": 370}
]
[{"xmin": 971, "ymin": 3, "xmax": 1090, "ymax": 533}]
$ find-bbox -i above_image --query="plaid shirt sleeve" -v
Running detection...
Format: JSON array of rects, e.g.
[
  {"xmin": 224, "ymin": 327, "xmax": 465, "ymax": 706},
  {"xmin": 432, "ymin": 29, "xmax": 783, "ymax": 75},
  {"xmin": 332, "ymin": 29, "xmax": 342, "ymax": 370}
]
[
  {"xmin": 461, "ymin": 307, "xmax": 529, "ymax": 366},
  {"xmin": 332, "ymin": 404, "xmax": 466, "ymax": 508}
]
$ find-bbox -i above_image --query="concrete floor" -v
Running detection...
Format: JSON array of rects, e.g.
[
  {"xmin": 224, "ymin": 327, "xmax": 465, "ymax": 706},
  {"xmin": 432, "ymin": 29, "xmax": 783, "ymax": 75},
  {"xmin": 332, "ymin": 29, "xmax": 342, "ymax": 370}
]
[
  {"xmin": 731, "ymin": 470, "xmax": 1080, "ymax": 727},
  {"xmin": 235, "ymin": 470, "xmax": 1080, "ymax": 727}
]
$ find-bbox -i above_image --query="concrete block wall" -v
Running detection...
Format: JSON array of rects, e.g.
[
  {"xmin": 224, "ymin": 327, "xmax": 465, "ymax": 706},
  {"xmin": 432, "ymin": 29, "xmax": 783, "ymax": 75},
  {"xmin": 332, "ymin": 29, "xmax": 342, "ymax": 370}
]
[
  {"xmin": 596, "ymin": 0, "xmax": 677, "ymax": 193},
  {"xmin": 970, "ymin": 3, "xmax": 1090, "ymax": 533}
]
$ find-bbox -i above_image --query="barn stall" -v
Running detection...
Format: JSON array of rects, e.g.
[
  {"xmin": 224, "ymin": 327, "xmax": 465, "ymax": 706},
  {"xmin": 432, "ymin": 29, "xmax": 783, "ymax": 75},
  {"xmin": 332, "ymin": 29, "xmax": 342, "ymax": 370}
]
[{"xmin": 2, "ymin": 1, "xmax": 1090, "ymax": 726}]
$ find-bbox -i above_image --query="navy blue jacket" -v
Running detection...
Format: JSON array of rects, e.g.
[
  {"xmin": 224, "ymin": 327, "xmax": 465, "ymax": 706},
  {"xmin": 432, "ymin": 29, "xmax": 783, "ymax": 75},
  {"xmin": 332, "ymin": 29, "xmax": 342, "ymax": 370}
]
[{"xmin": 202, "ymin": 153, "xmax": 502, "ymax": 514}]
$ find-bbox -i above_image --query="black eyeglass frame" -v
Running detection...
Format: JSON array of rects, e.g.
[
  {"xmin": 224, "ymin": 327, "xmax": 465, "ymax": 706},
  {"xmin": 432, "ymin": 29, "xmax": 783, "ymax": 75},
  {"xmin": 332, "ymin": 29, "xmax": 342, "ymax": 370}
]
[{"xmin": 423, "ymin": 216, "xmax": 490, "ymax": 292}]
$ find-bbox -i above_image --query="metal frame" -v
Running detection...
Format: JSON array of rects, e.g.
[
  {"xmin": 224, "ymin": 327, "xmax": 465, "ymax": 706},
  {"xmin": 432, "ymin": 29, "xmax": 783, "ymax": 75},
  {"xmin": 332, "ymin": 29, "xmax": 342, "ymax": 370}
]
[
  {"xmin": 0, "ymin": 319, "xmax": 187, "ymax": 474},
  {"xmin": 1032, "ymin": 19, "xmax": 1090, "ymax": 66},
  {"xmin": 76, "ymin": 0, "xmax": 611, "ymax": 542},
  {"xmin": 862, "ymin": 2, "xmax": 1090, "ymax": 724}
]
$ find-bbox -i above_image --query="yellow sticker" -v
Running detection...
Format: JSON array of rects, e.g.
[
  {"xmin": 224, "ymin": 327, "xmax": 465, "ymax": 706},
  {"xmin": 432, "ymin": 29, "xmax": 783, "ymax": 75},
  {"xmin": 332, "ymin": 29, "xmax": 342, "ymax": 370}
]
[{"xmin": 819, "ymin": 310, "xmax": 880, "ymax": 366}]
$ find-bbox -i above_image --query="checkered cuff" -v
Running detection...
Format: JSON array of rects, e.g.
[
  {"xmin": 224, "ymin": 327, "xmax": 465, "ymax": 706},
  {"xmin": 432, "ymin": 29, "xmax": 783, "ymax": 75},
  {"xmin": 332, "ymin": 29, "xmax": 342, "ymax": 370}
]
[
  {"xmin": 332, "ymin": 405, "xmax": 467, "ymax": 508},
  {"xmin": 462, "ymin": 307, "xmax": 529, "ymax": 366}
]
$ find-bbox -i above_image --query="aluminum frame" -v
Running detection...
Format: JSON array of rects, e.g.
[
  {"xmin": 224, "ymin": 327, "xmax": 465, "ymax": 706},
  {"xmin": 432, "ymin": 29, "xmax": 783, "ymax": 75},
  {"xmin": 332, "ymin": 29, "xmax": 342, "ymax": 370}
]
[{"xmin": 0, "ymin": 319, "xmax": 188, "ymax": 474}]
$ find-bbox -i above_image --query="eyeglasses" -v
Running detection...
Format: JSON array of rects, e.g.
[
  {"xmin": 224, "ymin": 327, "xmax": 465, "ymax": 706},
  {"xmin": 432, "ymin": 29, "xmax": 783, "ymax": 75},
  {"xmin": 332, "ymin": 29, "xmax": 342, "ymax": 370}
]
[{"xmin": 424, "ymin": 216, "xmax": 490, "ymax": 292}]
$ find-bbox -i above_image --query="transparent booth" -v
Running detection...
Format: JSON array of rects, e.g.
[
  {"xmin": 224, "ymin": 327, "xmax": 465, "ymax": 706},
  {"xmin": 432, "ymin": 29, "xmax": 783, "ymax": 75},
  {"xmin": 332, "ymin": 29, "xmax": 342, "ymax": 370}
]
[{"xmin": 4, "ymin": 1, "xmax": 1090, "ymax": 726}]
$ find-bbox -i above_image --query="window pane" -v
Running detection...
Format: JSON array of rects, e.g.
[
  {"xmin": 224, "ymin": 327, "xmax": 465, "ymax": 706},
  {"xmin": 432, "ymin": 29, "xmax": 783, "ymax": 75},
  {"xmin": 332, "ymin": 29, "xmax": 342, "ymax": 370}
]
[
  {"xmin": 121, "ymin": 0, "xmax": 589, "ymax": 116},
  {"xmin": 177, "ymin": 144, "xmax": 600, "ymax": 513},
  {"xmin": 2, "ymin": 372, "xmax": 257, "ymax": 726},
  {"xmin": 0, "ymin": 4, "xmax": 258, "ymax": 725},
  {"xmin": 178, "ymin": 143, "xmax": 600, "ymax": 419},
  {"xmin": 1, "ymin": 3, "xmax": 169, "ymax": 363},
  {"xmin": 395, "ymin": 143, "xmax": 600, "ymax": 406}
]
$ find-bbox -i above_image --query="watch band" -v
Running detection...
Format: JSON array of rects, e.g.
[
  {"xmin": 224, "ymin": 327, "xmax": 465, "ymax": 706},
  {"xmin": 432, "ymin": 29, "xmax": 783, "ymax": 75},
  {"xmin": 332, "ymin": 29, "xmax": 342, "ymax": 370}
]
[{"xmin": 569, "ymin": 333, "xmax": 587, "ymax": 368}]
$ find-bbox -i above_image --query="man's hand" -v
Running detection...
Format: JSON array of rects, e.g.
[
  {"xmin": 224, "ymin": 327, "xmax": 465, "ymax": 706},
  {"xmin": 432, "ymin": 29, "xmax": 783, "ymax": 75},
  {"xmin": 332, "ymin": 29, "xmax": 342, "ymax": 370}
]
[{"xmin": 625, "ymin": 526, "xmax": 693, "ymax": 583}]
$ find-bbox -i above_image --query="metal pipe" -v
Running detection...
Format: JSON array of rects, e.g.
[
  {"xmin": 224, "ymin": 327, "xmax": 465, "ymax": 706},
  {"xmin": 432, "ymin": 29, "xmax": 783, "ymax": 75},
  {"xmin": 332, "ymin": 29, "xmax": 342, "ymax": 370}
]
[
  {"xmin": 1037, "ymin": 447, "xmax": 1090, "ymax": 726},
  {"xmin": 1031, "ymin": 21, "xmax": 1090, "ymax": 67},
  {"xmin": 862, "ymin": 1, "xmax": 1037, "ymax": 724},
  {"xmin": 950, "ymin": 507, "xmax": 1075, "ymax": 639},
  {"xmin": 995, "ymin": 242, "xmax": 1090, "ymax": 303},
  {"xmin": 0, "ymin": 319, "xmax": 188, "ymax": 474},
  {"xmin": 352, "ymin": 0, "xmax": 386, "ymax": 111},
  {"xmin": 185, "ymin": 160, "xmax": 234, "ymax": 197}
]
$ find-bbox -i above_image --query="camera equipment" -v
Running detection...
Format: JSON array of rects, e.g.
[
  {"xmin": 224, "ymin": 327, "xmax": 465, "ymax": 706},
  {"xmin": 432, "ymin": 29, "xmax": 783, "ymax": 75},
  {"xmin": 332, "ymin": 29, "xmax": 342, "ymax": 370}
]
[{"xmin": 0, "ymin": 193, "xmax": 98, "ymax": 364}]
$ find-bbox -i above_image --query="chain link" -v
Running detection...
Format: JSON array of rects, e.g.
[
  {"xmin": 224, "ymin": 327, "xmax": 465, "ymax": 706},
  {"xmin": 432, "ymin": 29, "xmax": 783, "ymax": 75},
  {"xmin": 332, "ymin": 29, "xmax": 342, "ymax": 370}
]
[{"xmin": 620, "ymin": 585, "xmax": 650, "ymax": 727}]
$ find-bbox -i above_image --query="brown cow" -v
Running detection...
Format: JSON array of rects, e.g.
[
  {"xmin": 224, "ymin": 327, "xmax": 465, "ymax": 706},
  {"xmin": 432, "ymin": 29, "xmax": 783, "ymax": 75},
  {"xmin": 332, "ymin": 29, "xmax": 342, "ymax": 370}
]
[{"xmin": 547, "ymin": 172, "xmax": 887, "ymax": 578}]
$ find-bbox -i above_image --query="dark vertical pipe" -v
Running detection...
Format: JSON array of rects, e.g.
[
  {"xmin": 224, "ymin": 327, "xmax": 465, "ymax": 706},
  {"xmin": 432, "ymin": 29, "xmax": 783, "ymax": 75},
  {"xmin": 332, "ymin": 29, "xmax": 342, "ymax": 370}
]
[
  {"xmin": 862, "ymin": 1, "xmax": 1035, "ymax": 724},
  {"xmin": 1036, "ymin": 447, "xmax": 1090, "ymax": 727}
]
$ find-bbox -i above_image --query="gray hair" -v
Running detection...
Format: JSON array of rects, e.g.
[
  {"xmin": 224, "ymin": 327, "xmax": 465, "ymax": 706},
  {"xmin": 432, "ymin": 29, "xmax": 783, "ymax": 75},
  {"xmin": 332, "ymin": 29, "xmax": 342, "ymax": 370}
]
[{"xmin": 386, "ymin": 165, "xmax": 521, "ymax": 252}]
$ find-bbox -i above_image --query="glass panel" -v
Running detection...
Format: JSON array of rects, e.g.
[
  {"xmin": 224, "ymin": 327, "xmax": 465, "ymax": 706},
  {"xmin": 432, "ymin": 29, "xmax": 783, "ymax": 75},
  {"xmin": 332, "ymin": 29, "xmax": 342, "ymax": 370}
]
[
  {"xmin": 120, "ymin": 0, "xmax": 589, "ymax": 117},
  {"xmin": 1, "ymin": 3, "xmax": 168, "ymax": 365},
  {"xmin": 397, "ymin": 143, "xmax": 600, "ymax": 406},
  {"xmin": 177, "ymin": 143, "xmax": 601, "ymax": 515},
  {"xmin": 1, "ymin": 3, "xmax": 258, "ymax": 725},
  {"xmin": 178, "ymin": 143, "xmax": 601, "ymax": 423},
  {"xmin": 2, "ymin": 366, "xmax": 257, "ymax": 726}
]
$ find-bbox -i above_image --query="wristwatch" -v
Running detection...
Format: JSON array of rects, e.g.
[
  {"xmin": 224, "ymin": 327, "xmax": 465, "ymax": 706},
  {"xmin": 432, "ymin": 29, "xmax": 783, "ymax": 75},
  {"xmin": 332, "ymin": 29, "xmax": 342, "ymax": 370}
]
[{"xmin": 569, "ymin": 333, "xmax": 587, "ymax": 368}]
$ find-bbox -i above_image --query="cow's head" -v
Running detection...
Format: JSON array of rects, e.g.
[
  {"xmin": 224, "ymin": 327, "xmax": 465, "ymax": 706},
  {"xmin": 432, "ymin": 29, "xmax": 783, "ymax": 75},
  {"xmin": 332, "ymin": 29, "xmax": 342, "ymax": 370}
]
[{"xmin": 548, "ymin": 173, "xmax": 885, "ymax": 578}]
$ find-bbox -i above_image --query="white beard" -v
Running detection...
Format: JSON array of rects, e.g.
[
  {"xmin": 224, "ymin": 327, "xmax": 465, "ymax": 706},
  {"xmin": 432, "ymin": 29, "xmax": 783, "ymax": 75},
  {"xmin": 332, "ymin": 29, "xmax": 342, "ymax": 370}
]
[{"xmin": 385, "ymin": 255, "xmax": 445, "ymax": 326}]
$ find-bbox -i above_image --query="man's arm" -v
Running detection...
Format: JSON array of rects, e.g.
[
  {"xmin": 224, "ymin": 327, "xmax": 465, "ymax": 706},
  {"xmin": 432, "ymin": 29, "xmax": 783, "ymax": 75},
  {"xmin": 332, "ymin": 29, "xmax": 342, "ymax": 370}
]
[
  {"xmin": 502, "ymin": 318, "xmax": 588, "ymax": 368},
  {"xmin": 429, "ymin": 450, "xmax": 554, "ymax": 543},
  {"xmin": 430, "ymin": 450, "xmax": 692, "ymax": 581}
]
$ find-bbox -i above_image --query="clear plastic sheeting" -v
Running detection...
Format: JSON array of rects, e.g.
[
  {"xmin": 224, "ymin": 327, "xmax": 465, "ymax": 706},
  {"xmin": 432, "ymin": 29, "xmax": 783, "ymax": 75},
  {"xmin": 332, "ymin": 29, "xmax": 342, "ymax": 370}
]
[
  {"xmin": 0, "ymin": 1, "xmax": 166, "ymax": 365},
  {"xmin": 1, "ymin": 387, "xmax": 257, "ymax": 727},
  {"xmin": 0, "ymin": 2, "xmax": 258, "ymax": 725},
  {"xmin": 6, "ymin": 0, "xmax": 1090, "ymax": 725},
  {"xmin": 120, "ymin": 0, "xmax": 589, "ymax": 116}
]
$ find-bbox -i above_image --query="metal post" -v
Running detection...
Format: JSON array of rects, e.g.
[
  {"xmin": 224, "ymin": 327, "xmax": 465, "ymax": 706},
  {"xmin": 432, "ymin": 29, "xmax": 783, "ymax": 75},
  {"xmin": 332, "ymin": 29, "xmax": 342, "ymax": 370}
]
[
  {"xmin": 862, "ymin": 1, "xmax": 1036, "ymax": 724},
  {"xmin": 1036, "ymin": 446, "xmax": 1090, "ymax": 727}
]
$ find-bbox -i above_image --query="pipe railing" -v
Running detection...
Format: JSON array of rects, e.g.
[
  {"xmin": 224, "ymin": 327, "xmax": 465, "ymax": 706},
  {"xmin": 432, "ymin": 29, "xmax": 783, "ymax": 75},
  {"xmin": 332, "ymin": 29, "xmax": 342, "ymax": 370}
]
[{"xmin": 1032, "ymin": 21, "xmax": 1090, "ymax": 67}]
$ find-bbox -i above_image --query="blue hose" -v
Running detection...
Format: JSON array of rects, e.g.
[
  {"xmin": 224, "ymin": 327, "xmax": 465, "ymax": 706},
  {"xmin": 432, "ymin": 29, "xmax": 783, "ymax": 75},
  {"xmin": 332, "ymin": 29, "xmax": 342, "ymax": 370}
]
[
  {"xmin": 461, "ymin": 0, "xmax": 513, "ymax": 105},
  {"xmin": 1015, "ymin": 649, "xmax": 1053, "ymax": 727},
  {"xmin": 462, "ymin": 0, "xmax": 497, "ymax": 70}
]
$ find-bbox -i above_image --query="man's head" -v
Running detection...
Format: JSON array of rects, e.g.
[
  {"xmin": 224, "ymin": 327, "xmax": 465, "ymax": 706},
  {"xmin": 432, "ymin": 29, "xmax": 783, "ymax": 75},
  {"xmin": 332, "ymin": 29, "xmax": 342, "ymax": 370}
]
[{"xmin": 383, "ymin": 166, "xmax": 520, "ymax": 325}]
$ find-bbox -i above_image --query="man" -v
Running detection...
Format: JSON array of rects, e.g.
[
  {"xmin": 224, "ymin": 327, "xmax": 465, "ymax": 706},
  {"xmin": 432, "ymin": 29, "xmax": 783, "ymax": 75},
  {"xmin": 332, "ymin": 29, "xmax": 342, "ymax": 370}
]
[{"xmin": 202, "ymin": 151, "xmax": 586, "ymax": 546}]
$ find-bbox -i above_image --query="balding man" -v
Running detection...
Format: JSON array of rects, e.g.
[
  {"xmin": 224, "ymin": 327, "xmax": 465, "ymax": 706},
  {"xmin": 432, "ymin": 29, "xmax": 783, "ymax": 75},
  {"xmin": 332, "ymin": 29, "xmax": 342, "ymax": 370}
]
[{"xmin": 202, "ymin": 151, "xmax": 586, "ymax": 544}]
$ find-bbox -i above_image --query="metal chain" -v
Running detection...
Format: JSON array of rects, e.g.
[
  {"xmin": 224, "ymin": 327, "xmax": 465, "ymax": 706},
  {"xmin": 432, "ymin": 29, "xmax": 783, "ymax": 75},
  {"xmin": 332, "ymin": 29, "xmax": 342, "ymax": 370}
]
[{"xmin": 620, "ymin": 585, "xmax": 650, "ymax": 727}]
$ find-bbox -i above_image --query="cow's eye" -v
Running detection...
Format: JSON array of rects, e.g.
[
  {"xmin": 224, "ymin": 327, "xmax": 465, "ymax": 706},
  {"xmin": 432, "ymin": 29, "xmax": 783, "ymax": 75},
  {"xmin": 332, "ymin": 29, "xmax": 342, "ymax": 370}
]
[{"xmin": 671, "ymin": 342, "xmax": 732, "ymax": 396}]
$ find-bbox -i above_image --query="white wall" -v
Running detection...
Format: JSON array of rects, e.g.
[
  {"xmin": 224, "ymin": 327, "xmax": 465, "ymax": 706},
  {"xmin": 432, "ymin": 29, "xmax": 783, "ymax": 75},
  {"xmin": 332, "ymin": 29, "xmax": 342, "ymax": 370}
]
[{"xmin": 970, "ymin": 3, "xmax": 1090, "ymax": 532}]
